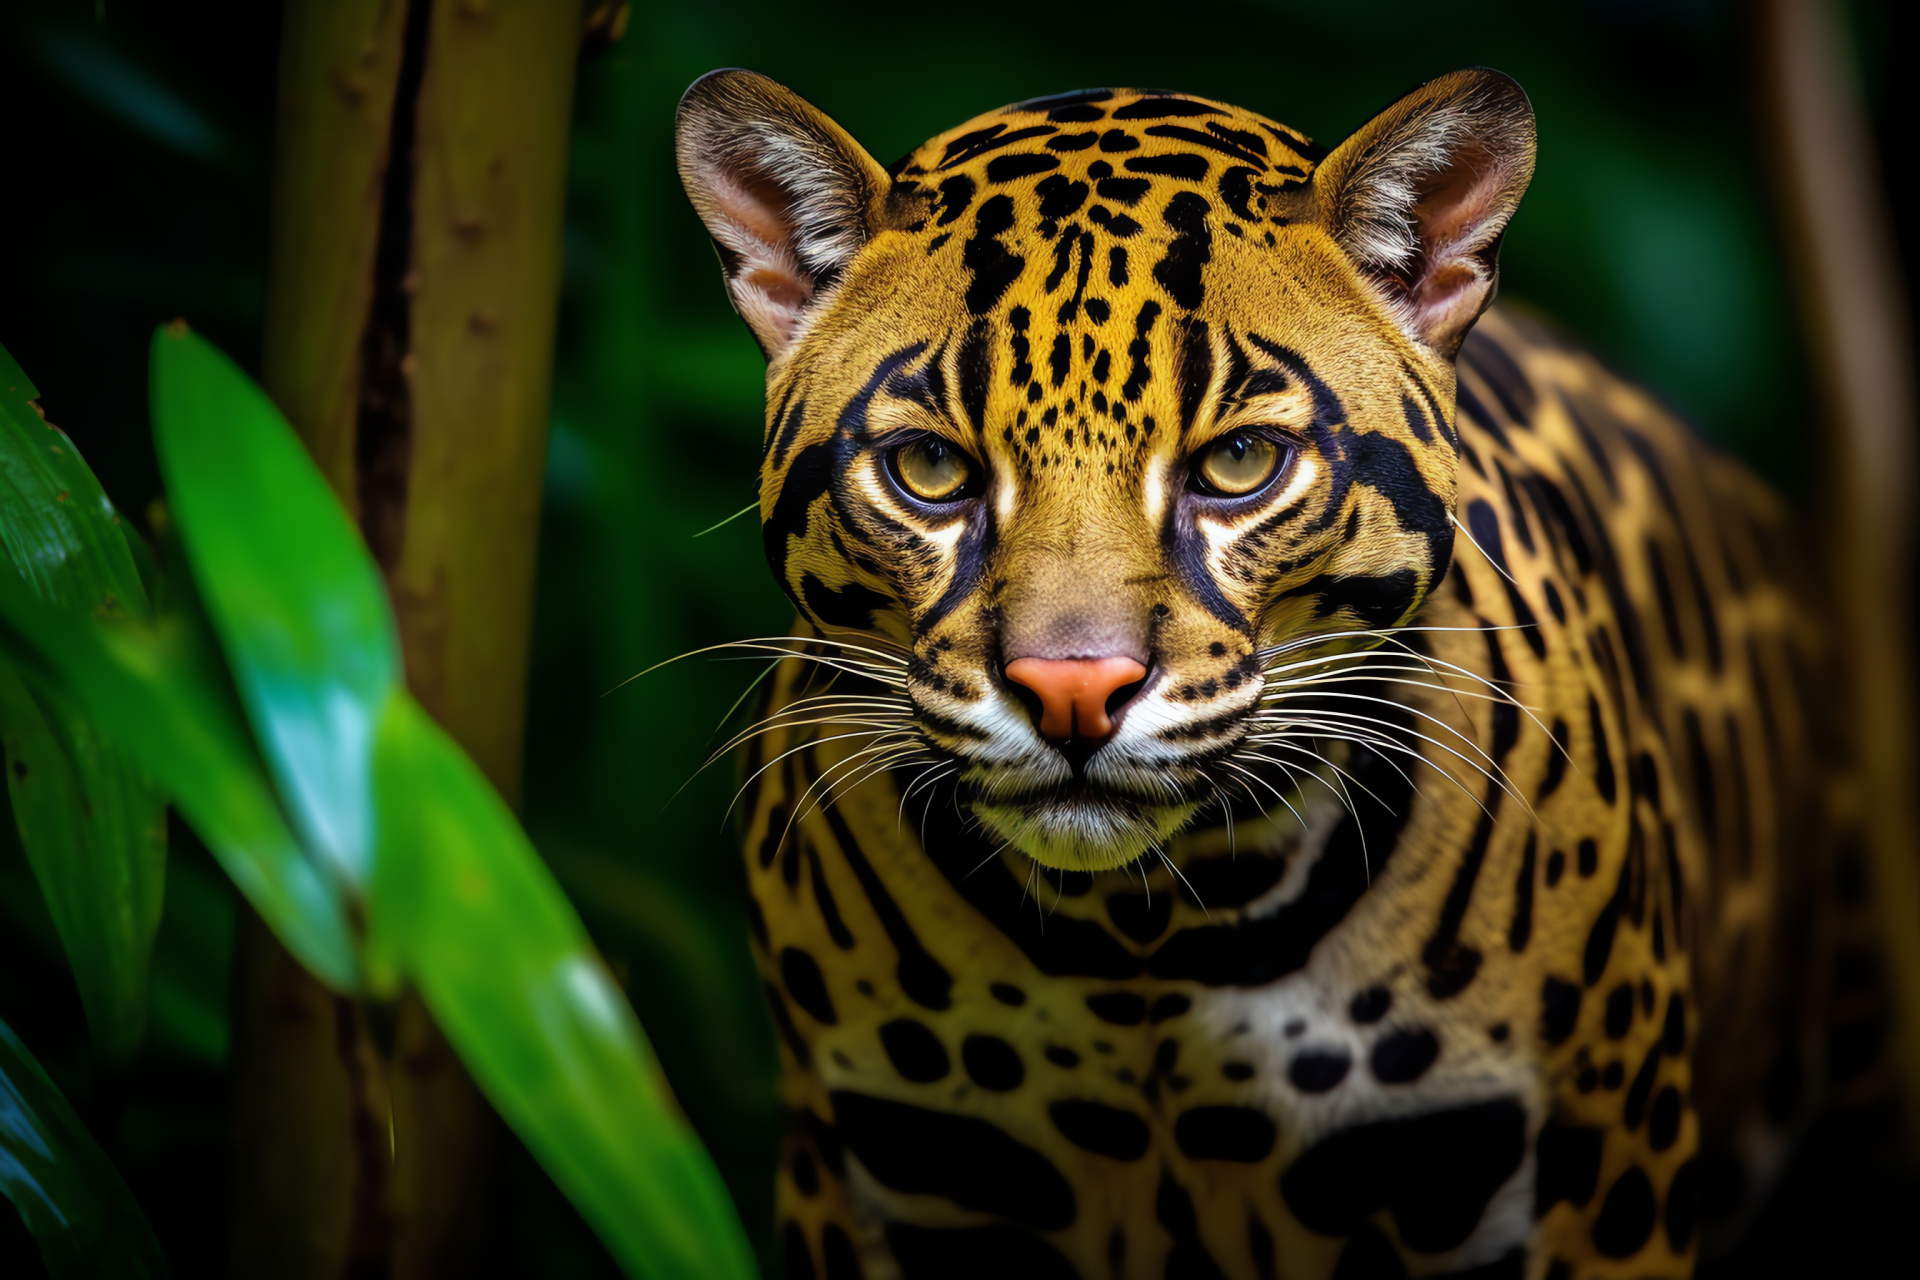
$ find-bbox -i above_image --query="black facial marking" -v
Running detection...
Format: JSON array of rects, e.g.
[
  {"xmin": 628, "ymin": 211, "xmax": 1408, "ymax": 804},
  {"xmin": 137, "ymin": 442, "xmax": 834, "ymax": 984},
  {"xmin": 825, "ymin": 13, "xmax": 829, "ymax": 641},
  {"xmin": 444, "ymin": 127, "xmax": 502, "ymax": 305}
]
[
  {"xmin": 991, "ymin": 982, "xmax": 1026, "ymax": 1006},
  {"xmin": 885, "ymin": 1224, "xmax": 1077, "ymax": 1280},
  {"xmin": 880, "ymin": 1018, "xmax": 950, "ymax": 1083},
  {"xmin": 1152, "ymin": 191, "xmax": 1213, "ymax": 309},
  {"xmin": 940, "ymin": 123, "xmax": 1057, "ymax": 168},
  {"xmin": 1034, "ymin": 174, "xmax": 1090, "ymax": 221},
  {"xmin": 1047, "ymin": 131, "xmax": 1097, "ymax": 152},
  {"xmin": 1149, "ymin": 993, "xmax": 1192, "ymax": 1022},
  {"xmin": 985, "ymin": 151, "xmax": 1060, "ymax": 183},
  {"xmin": 1049, "ymin": 1099, "xmax": 1151, "ymax": 1160},
  {"xmin": 1351, "ymin": 986, "xmax": 1391, "ymax": 1024},
  {"xmin": 1280, "ymin": 1099, "xmax": 1527, "ymax": 1253},
  {"xmin": 1146, "ymin": 123, "xmax": 1267, "ymax": 167},
  {"xmin": 1121, "ymin": 300, "xmax": 1161, "ymax": 402},
  {"xmin": 933, "ymin": 174, "xmax": 976, "ymax": 227},
  {"xmin": 1096, "ymin": 176, "xmax": 1151, "ymax": 205},
  {"xmin": 1108, "ymin": 246, "xmax": 1129, "ymax": 286},
  {"xmin": 962, "ymin": 194, "xmax": 1025, "ymax": 315},
  {"xmin": 1111, "ymin": 97, "xmax": 1225, "ymax": 120},
  {"xmin": 830, "ymin": 1091, "xmax": 1075, "ymax": 1230},
  {"xmin": 1176, "ymin": 318, "xmax": 1214, "ymax": 433},
  {"xmin": 1176, "ymin": 1105, "xmax": 1277, "ymax": 1162}
]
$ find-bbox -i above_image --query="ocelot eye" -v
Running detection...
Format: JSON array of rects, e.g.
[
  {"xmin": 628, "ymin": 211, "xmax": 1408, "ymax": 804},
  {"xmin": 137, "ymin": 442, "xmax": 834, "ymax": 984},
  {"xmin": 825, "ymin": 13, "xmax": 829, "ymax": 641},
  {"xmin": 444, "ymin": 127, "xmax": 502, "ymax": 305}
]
[
  {"xmin": 1191, "ymin": 430, "xmax": 1284, "ymax": 497},
  {"xmin": 890, "ymin": 436, "xmax": 979, "ymax": 503}
]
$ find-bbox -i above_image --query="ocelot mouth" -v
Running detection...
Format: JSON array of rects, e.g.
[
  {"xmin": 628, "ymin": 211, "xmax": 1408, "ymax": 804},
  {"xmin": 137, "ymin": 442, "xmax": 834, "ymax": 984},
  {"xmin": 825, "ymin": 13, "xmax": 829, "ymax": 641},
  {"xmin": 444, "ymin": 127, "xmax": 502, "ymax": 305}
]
[{"xmin": 968, "ymin": 785, "xmax": 1204, "ymax": 872}]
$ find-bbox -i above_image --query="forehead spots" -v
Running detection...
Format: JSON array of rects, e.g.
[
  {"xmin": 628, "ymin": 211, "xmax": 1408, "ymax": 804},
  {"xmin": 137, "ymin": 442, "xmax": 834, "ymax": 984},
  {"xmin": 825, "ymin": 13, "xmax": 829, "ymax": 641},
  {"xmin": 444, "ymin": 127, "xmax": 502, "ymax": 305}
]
[{"xmin": 963, "ymin": 194, "xmax": 1022, "ymax": 314}]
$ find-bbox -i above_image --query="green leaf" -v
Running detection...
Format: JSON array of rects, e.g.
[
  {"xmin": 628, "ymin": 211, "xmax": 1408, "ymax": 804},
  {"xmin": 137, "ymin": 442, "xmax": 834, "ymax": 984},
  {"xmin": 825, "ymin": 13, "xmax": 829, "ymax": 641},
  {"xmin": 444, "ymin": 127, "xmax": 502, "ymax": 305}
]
[
  {"xmin": 0, "ymin": 571, "xmax": 356, "ymax": 990},
  {"xmin": 148, "ymin": 324, "xmax": 400, "ymax": 890},
  {"xmin": 0, "ymin": 1017, "xmax": 170, "ymax": 1277},
  {"xmin": 371, "ymin": 695, "xmax": 758, "ymax": 1280},
  {"xmin": 0, "ymin": 341, "xmax": 168, "ymax": 1066}
]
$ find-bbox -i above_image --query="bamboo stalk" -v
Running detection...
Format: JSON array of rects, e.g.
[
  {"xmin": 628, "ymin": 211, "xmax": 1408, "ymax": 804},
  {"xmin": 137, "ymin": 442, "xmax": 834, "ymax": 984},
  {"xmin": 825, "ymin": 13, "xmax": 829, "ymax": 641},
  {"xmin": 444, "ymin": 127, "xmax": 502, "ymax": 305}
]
[
  {"xmin": 1756, "ymin": 0, "xmax": 1920, "ymax": 1150},
  {"xmin": 242, "ymin": 0, "xmax": 585, "ymax": 1272}
]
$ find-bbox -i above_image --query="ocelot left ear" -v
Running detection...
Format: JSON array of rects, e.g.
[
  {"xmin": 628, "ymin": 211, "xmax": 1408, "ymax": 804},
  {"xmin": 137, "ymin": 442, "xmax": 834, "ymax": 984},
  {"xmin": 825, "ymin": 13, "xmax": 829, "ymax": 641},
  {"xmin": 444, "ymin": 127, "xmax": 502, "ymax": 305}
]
[
  {"xmin": 1313, "ymin": 69, "xmax": 1537, "ymax": 358},
  {"xmin": 675, "ymin": 69, "xmax": 895, "ymax": 363}
]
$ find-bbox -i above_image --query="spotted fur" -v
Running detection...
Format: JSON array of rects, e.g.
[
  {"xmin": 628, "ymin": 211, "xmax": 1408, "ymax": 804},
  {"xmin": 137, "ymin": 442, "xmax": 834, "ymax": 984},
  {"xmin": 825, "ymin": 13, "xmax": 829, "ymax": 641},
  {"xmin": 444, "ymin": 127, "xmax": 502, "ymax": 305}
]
[{"xmin": 675, "ymin": 70, "xmax": 1880, "ymax": 1280}]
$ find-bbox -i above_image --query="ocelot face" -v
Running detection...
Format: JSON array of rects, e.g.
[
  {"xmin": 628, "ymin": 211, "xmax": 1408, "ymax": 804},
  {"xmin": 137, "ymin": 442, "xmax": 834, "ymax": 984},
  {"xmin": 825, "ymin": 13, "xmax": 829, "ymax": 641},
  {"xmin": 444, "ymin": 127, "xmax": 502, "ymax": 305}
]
[{"xmin": 678, "ymin": 72, "xmax": 1534, "ymax": 869}]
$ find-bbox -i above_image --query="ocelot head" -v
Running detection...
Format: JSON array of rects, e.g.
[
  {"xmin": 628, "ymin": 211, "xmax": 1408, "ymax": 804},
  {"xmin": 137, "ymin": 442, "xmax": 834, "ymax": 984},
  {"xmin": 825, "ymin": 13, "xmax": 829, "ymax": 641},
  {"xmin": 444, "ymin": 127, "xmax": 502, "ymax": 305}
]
[{"xmin": 676, "ymin": 70, "xmax": 1535, "ymax": 870}]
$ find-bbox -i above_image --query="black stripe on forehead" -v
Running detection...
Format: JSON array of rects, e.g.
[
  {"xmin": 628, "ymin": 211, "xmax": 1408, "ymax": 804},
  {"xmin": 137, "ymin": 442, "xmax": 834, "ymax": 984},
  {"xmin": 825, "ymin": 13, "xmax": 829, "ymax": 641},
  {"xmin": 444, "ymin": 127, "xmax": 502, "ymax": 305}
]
[{"xmin": 1175, "ymin": 318, "xmax": 1213, "ymax": 436}]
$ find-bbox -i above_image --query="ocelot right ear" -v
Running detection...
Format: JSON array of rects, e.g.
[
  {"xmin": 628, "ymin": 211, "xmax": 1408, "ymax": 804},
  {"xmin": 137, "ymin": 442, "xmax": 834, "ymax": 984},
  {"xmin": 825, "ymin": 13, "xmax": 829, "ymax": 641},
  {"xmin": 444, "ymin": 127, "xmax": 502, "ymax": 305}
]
[{"xmin": 675, "ymin": 70, "xmax": 894, "ymax": 363}]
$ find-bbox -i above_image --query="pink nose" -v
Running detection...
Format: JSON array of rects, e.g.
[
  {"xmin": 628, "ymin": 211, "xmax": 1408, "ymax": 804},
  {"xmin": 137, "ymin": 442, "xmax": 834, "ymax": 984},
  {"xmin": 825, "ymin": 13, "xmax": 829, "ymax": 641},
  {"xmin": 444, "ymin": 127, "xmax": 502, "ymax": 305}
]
[{"xmin": 1004, "ymin": 657, "xmax": 1149, "ymax": 743}]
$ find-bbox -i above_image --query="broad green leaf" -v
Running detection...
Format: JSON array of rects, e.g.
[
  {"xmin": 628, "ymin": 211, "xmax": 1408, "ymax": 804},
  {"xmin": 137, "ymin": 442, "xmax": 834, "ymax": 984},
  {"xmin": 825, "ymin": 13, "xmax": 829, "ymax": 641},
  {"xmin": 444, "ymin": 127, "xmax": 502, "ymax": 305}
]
[
  {"xmin": 0, "ymin": 571, "xmax": 355, "ymax": 989},
  {"xmin": 0, "ymin": 342, "xmax": 167, "ymax": 1067},
  {"xmin": 0, "ymin": 1017, "xmax": 170, "ymax": 1277},
  {"xmin": 149, "ymin": 324, "xmax": 399, "ymax": 890},
  {"xmin": 372, "ymin": 695, "xmax": 757, "ymax": 1280}
]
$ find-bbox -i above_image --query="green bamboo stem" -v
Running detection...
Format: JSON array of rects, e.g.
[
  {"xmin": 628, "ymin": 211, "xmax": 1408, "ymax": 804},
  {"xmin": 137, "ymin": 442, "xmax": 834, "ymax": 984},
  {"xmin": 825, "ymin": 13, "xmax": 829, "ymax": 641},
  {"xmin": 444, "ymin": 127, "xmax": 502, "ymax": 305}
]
[{"xmin": 239, "ymin": 0, "xmax": 584, "ymax": 1273}]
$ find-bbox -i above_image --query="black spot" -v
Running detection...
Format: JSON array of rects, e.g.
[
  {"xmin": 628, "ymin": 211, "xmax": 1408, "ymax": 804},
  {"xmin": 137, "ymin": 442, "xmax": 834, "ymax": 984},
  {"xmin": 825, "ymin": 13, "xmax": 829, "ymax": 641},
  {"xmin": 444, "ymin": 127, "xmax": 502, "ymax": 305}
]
[
  {"xmin": 1096, "ymin": 176, "xmax": 1151, "ymax": 205},
  {"xmin": 1370, "ymin": 1029, "xmax": 1440, "ymax": 1084},
  {"xmin": 1150, "ymin": 993, "xmax": 1192, "ymax": 1022},
  {"xmin": 1108, "ymin": 246, "xmax": 1129, "ymax": 287},
  {"xmin": 1033, "ymin": 174, "xmax": 1089, "ymax": 220},
  {"xmin": 1421, "ymin": 803, "xmax": 1497, "ymax": 998},
  {"xmin": 879, "ymin": 1018, "xmax": 949, "ymax": 1083},
  {"xmin": 1588, "ymin": 695, "xmax": 1617, "ymax": 805},
  {"xmin": 1156, "ymin": 1173, "xmax": 1229, "ymax": 1278},
  {"xmin": 1350, "ymin": 986, "xmax": 1392, "ymax": 1024},
  {"xmin": 1542, "ymin": 977, "xmax": 1582, "ymax": 1045},
  {"xmin": 791, "ymin": 1149, "xmax": 819, "ymax": 1197},
  {"xmin": 1049, "ymin": 1100, "xmax": 1151, "ymax": 1160},
  {"xmin": 991, "ymin": 982, "xmax": 1026, "ymax": 1006},
  {"xmin": 1126, "ymin": 152, "xmax": 1210, "ymax": 180},
  {"xmin": 1509, "ymin": 833, "xmax": 1536, "ymax": 952},
  {"xmin": 962, "ymin": 1035, "xmax": 1024, "ymax": 1091},
  {"xmin": 781, "ymin": 947, "xmax": 836, "ymax": 1024},
  {"xmin": 818, "ymin": 799, "xmax": 953, "ymax": 1009},
  {"xmin": 785, "ymin": 1221, "xmax": 816, "ymax": 1280},
  {"xmin": 1112, "ymin": 97, "xmax": 1224, "ymax": 120},
  {"xmin": 1087, "ymin": 992, "xmax": 1148, "ymax": 1024},
  {"xmin": 1223, "ymin": 1062, "xmax": 1254, "ymax": 1082},
  {"xmin": 1534, "ymin": 1122, "xmax": 1602, "ymax": 1214},
  {"xmin": 1176, "ymin": 1105, "xmax": 1276, "ymax": 1162},
  {"xmin": 886, "ymin": 1223, "xmax": 1077, "ymax": 1280},
  {"xmin": 822, "ymin": 1224, "xmax": 860, "ymax": 1280},
  {"xmin": 830, "ymin": 1091, "xmax": 1075, "ymax": 1229},
  {"xmin": 1045, "ymin": 1045, "xmax": 1080, "ymax": 1068},
  {"xmin": 801, "ymin": 574, "xmax": 892, "ymax": 632},
  {"xmin": 1665, "ymin": 1157, "xmax": 1701, "ymax": 1252},
  {"xmin": 1281, "ymin": 1099, "xmax": 1526, "ymax": 1253},
  {"xmin": 985, "ymin": 152, "xmax": 1059, "ymax": 183},
  {"xmin": 1604, "ymin": 1061, "xmax": 1625, "ymax": 1090},
  {"xmin": 1583, "ymin": 854, "xmax": 1633, "ymax": 985},
  {"xmin": 1604, "ymin": 983, "xmax": 1634, "ymax": 1039},
  {"xmin": 1577, "ymin": 839, "xmax": 1598, "ymax": 877},
  {"xmin": 1649, "ymin": 1087, "xmax": 1682, "ymax": 1151},
  {"xmin": 1046, "ymin": 132, "xmax": 1098, "ymax": 152},
  {"xmin": 1107, "ymin": 891, "xmax": 1174, "ymax": 943},
  {"xmin": 1152, "ymin": 191, "xmax": 1212, "ymax": 309},
  {"xmin": 1545, "ymin": 850, "xmax": 1565, "ymax": 886},
  {"xmin": 932, "ymin": 174, "xmax": 976, "ymax": 227},
  {"xmin": 1288, "ymin": 1049, "xmax": 1351, "ymax": 1092},
  {"xmin": 962, "ymin": 194, "xmax": 1024, "ymax": 315},
  {"xmin": 1331, "ymin": 1226, "xmax": 1406, "ymax": 1280},
  {"xmin": 1591, "ymin": 1166, "xmax": 1655, "ymax": 1258}
]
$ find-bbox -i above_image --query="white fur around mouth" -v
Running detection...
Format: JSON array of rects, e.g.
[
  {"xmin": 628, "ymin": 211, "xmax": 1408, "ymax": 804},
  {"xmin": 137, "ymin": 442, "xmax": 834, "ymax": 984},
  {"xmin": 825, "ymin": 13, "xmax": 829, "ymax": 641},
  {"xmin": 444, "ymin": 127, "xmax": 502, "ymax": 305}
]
[{"xmin": 971, "ymin": 789, "xmax": 1201, "ymax": 873}]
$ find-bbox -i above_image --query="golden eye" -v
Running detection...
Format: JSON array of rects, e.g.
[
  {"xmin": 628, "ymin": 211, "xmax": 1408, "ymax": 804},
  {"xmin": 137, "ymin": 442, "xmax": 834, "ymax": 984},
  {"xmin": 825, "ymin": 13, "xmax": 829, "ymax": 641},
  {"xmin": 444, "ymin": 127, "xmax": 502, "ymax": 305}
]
[
  {"xmin": 1192, "ymin": 431, "xmax": 1283, "ymax": 497},
  {"xmin": 891, "ymin": 437, "xmax": 977, "ymax": 503}
]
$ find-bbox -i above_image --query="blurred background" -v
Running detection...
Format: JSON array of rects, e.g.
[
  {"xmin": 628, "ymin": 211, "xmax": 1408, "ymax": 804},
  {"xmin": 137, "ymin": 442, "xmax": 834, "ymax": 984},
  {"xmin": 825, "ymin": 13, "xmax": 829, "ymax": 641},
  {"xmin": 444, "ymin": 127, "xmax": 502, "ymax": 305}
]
[{"xmin": 0, "ymin": 0, "xmax": 1913, "ymax": 1274}]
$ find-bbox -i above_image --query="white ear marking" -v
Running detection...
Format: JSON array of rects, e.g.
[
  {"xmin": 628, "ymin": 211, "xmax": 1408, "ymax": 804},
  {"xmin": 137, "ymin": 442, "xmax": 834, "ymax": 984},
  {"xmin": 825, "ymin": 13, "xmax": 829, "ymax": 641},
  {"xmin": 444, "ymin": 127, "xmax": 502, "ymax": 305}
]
[
  {"xmin": 675, "ymin": 70, "xmax": 893, "ymax": 362},
  {"xmin": 1317, "ymin": 70, "xmax": 1537, "ymax": 356}
]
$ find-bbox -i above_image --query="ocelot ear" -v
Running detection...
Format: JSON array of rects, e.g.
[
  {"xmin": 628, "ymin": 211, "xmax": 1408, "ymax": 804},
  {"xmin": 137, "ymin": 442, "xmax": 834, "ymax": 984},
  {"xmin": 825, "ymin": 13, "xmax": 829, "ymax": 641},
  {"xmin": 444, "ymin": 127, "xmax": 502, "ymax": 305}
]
[
  {"xmin": 1313, "ymin": 69, "xmax": 1536, "ymax": 358},
  {"xmin": 676, "ymin": 70, "xmax": 893, "ymax": 363}
]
